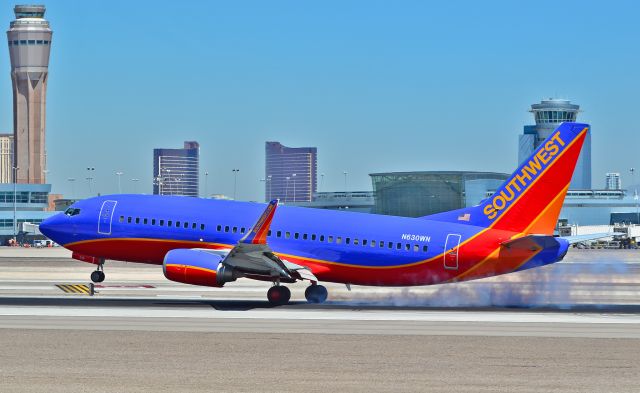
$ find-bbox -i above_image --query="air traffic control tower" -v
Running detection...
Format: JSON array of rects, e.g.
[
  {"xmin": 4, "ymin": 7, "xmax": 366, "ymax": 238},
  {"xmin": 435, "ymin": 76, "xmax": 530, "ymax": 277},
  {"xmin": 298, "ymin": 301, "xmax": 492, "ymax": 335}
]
[
  {"xmin": 7, "ymin": 5, "xmax": 52, "ymax": 184},
  {"xmin": 518, "ymin": 98, "xmax": 591, "ymax": 189}
]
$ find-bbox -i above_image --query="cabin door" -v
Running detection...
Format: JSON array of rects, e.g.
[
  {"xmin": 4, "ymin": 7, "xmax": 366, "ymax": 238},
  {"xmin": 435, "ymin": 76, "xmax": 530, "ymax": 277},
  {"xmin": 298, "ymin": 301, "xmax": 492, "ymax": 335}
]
[
  {"xmin": 98, "ymin": 200, "xmax": 118, "ymax": 235},
  {"xmin": 444, "ymin": 233, "xmax": 461, "ymax": 270}
]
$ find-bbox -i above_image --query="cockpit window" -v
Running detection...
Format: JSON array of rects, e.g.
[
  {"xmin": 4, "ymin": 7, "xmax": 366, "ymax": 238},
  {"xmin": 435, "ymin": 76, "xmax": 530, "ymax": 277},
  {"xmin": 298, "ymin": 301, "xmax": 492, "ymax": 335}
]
[{"xmin": 64, "ymin": 208, "xmax": 81, "ymax": 216}]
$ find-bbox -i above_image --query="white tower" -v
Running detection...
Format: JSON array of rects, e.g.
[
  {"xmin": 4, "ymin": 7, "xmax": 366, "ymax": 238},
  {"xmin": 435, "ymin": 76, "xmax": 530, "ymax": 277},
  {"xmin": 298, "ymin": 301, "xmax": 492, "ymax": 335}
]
[{"xmin": 7, "ymin": 5, "xmax": 52, "ymax": 184}]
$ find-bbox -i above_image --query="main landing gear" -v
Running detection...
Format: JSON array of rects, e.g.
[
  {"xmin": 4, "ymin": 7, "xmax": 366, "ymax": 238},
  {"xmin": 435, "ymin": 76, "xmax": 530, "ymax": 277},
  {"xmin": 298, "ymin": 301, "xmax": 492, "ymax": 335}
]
[
  {"xmin": 90, "ymin": 261, "xmax": 105, "ymax": 283},
  {"xmin": 305, "ymin": 284, "xmax": 328, "ymax": 304},
  {"xmin": 267, "ymin": 285, "xmax": 291, "ymax": 306},
  {"xmin": 266, "ymin": 283, "xmax": 329, "ymax": 306}
]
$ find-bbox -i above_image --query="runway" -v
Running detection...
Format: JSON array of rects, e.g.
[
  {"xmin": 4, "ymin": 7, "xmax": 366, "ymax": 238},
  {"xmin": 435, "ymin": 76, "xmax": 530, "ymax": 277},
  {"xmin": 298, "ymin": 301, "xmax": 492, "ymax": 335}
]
[{"xmin": 1, "ymin": 249, "xmax": 639, "ymax": 392}]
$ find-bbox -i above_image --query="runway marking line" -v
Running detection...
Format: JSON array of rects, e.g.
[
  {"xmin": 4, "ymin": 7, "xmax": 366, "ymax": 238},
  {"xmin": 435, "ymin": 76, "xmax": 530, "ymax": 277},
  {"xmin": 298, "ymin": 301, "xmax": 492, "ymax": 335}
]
[{"xmin": 56, "ymin": 284, "xmax": 91, "ymax": 295}]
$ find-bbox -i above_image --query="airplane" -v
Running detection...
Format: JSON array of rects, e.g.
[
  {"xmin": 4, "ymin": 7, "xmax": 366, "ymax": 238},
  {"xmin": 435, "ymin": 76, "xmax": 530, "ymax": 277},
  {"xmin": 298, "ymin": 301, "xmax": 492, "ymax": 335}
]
[{"xmin": 40, "ymin": 122, "xmax": 601, "ymax": 305}]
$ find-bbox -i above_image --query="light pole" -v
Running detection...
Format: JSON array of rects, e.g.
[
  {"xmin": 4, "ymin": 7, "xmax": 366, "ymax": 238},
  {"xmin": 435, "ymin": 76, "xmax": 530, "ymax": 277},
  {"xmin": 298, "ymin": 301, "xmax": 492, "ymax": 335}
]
[
  {"xmin": 131, "ymin": 178, "xmax": 140, "ymax": 194},
  {"xmin": 86, "ymin": 167, "xmax": 95, "ymax": 196},
  {"xmin": 232, "ymin": 169, "xmax": 239, "ymax": 200},
  {"xmin": 292, "ymin": 173, "xmax": 297, "ymax": 202},
  {"xmin": 164, "ymin": 168, "xmax": 172, "ymax": 195},
  {"xmin": 343, "ymin": 171, "xmax": 348, "ymax": 193},
  {"xmin": 115, "ymin": 171, "xmax": 124, "ymax": 194},
  {"xmin": 260, "ymin": 178, "xmax": 267, "ymax": 201},
  {"xmin": 67, "ymin": 178, "xmax": 76, "ymax": 200},
  {"xmin": 285, "ymin": 176, "xmax": 290, "ymax": 202},
  {"xmin": 632, "ymin": 168, "xmax": 638, "ymax": 224},
  {"xmin": 320, "ymin": 173, "xmax": 325, "ymax": 192},
  {"xmin": 12, "ymin": 166, "xmax": 18, "ymax": 240},
  {"xmin": 268, "ymin": 175, "xmax": 272, "ymax": 201},
  {"xmin": 204, "ymin": 171, "xmax": 209, "ymax": 198}
]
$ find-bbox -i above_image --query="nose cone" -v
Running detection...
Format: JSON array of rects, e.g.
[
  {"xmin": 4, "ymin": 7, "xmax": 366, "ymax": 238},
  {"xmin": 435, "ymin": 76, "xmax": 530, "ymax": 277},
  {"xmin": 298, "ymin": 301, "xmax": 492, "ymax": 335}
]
[{"xmin": 39, "ymin": 213, "xmax": 67, "ymax": 244}]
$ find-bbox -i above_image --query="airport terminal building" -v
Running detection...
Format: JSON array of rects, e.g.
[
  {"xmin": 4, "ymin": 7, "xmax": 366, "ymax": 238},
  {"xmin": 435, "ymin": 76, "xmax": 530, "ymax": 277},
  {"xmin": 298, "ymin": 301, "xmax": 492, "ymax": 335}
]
[
  {"xmin": 0, "ymin": 183, "xmax": 56, "ymax": 242},
  {"xmin": 370, "ymin": 171, "xmax": 508, "ymax": 217}
]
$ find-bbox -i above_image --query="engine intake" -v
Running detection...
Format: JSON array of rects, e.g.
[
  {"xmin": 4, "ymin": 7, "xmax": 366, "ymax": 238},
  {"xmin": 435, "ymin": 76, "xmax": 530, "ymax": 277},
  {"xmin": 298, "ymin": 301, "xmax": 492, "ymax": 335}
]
[{"xmin": 163, "ymin": 249, "xmax": 236, "ymax": 287}]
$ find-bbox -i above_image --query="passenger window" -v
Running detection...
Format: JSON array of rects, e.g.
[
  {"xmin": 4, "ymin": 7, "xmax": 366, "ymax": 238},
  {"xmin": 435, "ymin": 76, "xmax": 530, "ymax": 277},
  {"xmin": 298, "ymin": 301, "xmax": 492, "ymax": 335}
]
[
  {"xmin": 422, "ymin": 245, "xmax": 428, "ymax": 252},
  {"xmin": 127, "ymin": 217, "xmax": 132, "ymax": 223},
  {"xmin": 320, "ymin": 235, "xmax": 325, "ymax": 242},
  {"xmin": 396, "ymin": 243, "xmax": 401, "ymax": 250},
  {"xmin": 160, "ymin": 220, "xmax": 164, "ymax": 226},
  {"xmin": 143, "ymin": 218, "xmax": 148, "ymax": 225},
  {"xmin": 175, "ymin": 221, "xmax": 180, "ymax": 228},
  {"xmin": 217, "ymin": 225, "xmax": 222, "ymax": 231},
  {"xmin": 413, "ymin": 244, "xmax": 419, "ymax": 252},
  {"xmin": 311, "ymin": 234, "xmax": 317, "ymax": 241},
  {"xmin": 168, "ymin": 220, "xmax": 173, "ymax": 227},
  {"xmin": 294, "ymin": 233, "xmax": 299, "ymax": 240},
  {"xmin": 362, "ymin": 239, "xmax": 367, "ymax": 246},
  {"xmin": 285, "ymin": 232, "xmax": 291, "ymax": 239},
  {"xmin": 224, "ymin": 226, "xmax": 229, "ymax": 232},
  {"xmin": 354, "ymin": 238, "xmax": 359, "ymax": 245},
  {"xmin": 371, "ymin": 240, "xmax": 376, "ymax": 247},
  {"xmin": 233, "ymin": 227, "xmax": 237, "ymax": 233},
  {"xmin": 152, "ymin": 219, "xmax": 156, "ymax": 225},
  {"xmin": 184, "ymin": 222, "xmax": 189, "ymax": 229},
  {"xmin": 388, "ymin": 242, "xmax": 393, "ymax": 249},
  {"xmin": 346, "ymin": 237, "xmax": 351, "ymax": 244},
  {"xmin": 192, "ymin": 222, "xmax": 196, "ymax": 229},
  {"xmin": 405, "ymin": 244, "xmax": 410, "ymax": 251},
  {"xmin": 380, "ymin": 241, "xmax": 384, "ymax": 248},
  {"xmin": 277, "ymin": 231, "xmax": 282, "ymax": 237},
  {"xmin": 201, "ymin": 224, "xmax": 205, "ymax": 230},
  {"xmin": 135, "ymin": 217, "xmax": 140, "ymax": 224},
  {"xmin": 241, "ymin": 227, "xmax": 246, "ymax": 234},
  {"xmin": 336, "ymin": 237, "xmax": 342, "ymax": 244},
  {"xmin": 303, "ymin": 233, "xmax": 308, "ymax": 240},
  {"xmin": 119, "ymin": 216, "xmax": 124, "ymax": 223},
  {"xmin": 328, "ymin": 236, "xmax": 333, "ymax": 243},
  {"xmin": 267, "ymin": 230, "xmax": 272, "ymax": 236}
]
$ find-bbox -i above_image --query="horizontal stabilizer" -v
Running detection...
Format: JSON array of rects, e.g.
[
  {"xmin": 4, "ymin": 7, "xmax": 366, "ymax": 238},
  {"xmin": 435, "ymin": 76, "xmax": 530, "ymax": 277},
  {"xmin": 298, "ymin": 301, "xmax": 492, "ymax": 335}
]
[
  {"xmin": 501, "ymin": 235, "xmax": 562, "ymax": 251},
  {"xmin": 561, "ymin": 232, "xmax": 615, "ymax": 244}
]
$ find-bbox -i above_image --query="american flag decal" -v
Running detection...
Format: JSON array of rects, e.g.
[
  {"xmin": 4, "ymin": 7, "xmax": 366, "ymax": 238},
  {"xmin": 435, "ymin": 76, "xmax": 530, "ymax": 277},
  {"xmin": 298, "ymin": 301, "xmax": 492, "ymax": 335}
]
[{"xmin": 458, "ymin": 213, "xmax": 470, "ymax": 221}]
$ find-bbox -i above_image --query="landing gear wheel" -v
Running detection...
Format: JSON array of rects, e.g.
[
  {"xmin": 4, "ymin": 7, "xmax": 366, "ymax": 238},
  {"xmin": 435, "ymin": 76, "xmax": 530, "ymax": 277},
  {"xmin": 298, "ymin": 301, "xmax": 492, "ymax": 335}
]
[
  {"xmin": 267, "ymin": 286, "xmax": 291, "ymax": 306},
  {"xmin": 91, "ymin": 270, "xmax": 105, "ymax": 283},
  {"xmin": 305, "ymin": 284, "xmax": 328, "ymax": 304}
]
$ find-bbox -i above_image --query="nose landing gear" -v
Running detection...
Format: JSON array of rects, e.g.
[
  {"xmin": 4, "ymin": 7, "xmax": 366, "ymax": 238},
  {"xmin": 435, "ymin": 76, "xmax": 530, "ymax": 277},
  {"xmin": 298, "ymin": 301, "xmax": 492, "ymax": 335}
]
[{"xmin": 90, "ymin": 260, "xmax": 105, "ymax": 283}]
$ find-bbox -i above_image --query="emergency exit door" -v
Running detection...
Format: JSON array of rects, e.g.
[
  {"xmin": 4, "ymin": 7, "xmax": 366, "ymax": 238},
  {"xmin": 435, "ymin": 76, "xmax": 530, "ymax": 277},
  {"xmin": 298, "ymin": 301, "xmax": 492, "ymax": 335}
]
[{"xmin": 444, "ymin": 233, "xmax": 461, "ymax": 270}]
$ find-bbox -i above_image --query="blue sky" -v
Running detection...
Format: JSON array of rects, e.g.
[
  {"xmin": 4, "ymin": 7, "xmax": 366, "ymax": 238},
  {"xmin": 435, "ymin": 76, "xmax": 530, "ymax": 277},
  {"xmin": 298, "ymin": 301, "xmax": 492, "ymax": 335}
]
[{"xmin": 1, "ymin": 1, "xmax": 639, "ymax": 200}]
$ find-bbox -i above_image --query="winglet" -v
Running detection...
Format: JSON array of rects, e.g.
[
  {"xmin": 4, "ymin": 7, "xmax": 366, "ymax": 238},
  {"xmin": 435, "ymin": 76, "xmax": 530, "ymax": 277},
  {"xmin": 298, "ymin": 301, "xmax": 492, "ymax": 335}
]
[{"xmin": 240, "ymin": 199, "xmax": 278, "ymax": 244}]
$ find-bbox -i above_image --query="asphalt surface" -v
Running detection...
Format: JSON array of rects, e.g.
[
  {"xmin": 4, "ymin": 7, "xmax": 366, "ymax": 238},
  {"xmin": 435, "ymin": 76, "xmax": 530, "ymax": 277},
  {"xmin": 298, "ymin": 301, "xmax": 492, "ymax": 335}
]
[{"xmin": 0, "ymin": 249, "xmax": 639, "ymax": 392}]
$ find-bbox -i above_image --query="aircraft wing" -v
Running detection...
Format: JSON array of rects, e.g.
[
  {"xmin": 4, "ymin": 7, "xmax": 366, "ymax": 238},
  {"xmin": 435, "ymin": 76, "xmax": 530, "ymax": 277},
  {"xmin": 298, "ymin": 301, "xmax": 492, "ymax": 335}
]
[{"xmin": 218, "ymin": 200, "xmax": 317, "ymax": 283}]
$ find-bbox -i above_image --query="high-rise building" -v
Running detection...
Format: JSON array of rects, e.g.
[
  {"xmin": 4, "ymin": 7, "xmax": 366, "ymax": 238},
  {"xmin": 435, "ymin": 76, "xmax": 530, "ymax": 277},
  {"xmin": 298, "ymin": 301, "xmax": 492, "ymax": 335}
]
[
  {"xmin": 153, "ymin": 141, "xmax": 199, "ymax": 197},
  {"xmin": 0, "ymin": 134, "xmax": 14, "ymax": 183},
  {"xmin": 518, "ymin": 98, "xmax": 591, "ymax": 189},
  {"xmin": 265, "ymin": 142, "xmax": 317, "ymax": 203},
  {"xmin": 605, "ymin": 173, "xmax": 621, "ymax": 190},
  {"xmin": 7, "ymin": 5, "xmax": 52, "ymax": 184}
]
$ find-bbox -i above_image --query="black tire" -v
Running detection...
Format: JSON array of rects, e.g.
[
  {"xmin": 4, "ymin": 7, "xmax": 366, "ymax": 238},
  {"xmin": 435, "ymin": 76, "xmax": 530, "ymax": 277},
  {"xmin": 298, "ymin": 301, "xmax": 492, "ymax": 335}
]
[
  {"xmin": 90, "ymin": 270, "xmax": 102, "ymax": 283},
  {"xmin": 305, "ymin": 284, "xmax": 328, "ymax": 304},
  {"xmin": 97, "ymin": 271, "xmax": 105, "ymax": 283},
  {"xmin": 267, "ymin": 286, "xmax": 291, "ymax": 306}
]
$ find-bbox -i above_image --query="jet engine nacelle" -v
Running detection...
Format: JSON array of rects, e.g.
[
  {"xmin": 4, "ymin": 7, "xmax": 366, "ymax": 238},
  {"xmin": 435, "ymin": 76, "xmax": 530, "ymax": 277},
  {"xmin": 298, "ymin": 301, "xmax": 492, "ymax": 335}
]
[{"xmin": 162, "ymin": 249, "xmax": 236, "ymax": 287}]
